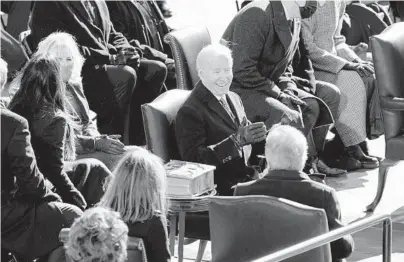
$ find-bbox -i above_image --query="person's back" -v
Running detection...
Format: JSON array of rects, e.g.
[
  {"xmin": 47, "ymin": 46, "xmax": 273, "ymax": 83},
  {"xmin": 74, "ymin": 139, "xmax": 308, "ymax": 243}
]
[{"xmin": 234, "ymin": 125, "xmax": 353, "ymax": 261}]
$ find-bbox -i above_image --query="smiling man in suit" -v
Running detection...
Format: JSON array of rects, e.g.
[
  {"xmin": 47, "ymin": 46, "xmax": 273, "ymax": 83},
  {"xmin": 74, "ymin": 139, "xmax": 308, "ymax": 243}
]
[
  {"xmin": 175, "ymin": 44, "xmax": 267, "ymax": 196},
  {"xmin": 30, "ymin": 0, "xmax": 167, "ymax": 145}
]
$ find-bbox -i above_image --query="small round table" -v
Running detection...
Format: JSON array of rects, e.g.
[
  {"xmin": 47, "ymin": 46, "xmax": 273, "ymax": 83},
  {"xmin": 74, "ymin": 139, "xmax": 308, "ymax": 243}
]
[{"xmin": 168, "ymin": 190, "xmax": 216, "ymax": 262}]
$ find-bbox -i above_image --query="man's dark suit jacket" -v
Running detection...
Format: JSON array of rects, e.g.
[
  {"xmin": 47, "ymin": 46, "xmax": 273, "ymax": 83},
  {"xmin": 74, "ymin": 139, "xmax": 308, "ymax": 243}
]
[
  {"xmin": 175, "ymin": 81, "xmax": 254, "ymax": 195},
  {"xmin": 106, "ymin": 0, "xmax": 170, "ymax": 63},
  {"xmin": 234, "ymin": 169, "xmax": 354, "ymax": 260},
  {"xmin": 1, "ymin": 108, "xmax": 63, "ymax": 260},
  {"xmin": 30, "ymin": 0, "xmax": 132, "ymax": 68}
]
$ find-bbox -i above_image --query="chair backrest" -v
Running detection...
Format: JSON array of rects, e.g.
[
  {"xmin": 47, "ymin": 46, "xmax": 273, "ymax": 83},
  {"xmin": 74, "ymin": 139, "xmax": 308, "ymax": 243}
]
[
  {"xmin": 209, "ymin": 196, "xmax": 332, "ymax": 262},
  {"xmin": 141, "ymin": 89, "xmax": 191, "ymax": 162},
  {"xmin": 59, "ymin": 228, "xmax": 147, "ymax": 262},
  {"xmin": 371, "ymin": 22, "xmax": 404, "ymax": 159},
  {"xmin": 164, "ymin": 26, "xmax": 211, "ymax": 90}
]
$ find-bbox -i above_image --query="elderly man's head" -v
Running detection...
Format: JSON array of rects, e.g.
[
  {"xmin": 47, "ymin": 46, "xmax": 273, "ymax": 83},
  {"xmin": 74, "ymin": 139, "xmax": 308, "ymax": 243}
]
[
  {"xmin": 265, "ymin": 125, "xmax": 308, "ymax": 171},
  {"xmin": 196, "ymin": 44, "xmax": 233, "ymax": 97},
  {"xmin": 0, "ymin": 58, "xmax": 8, "ymax": 90}
]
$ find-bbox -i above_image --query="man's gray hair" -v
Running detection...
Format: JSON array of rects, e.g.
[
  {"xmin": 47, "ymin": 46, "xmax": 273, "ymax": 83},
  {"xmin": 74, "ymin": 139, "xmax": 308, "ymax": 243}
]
[
  {"xmin": 196, "ymin": 43, "xmax": 233, "ymax": 77},
  {"xmin": 265, "ymin": 125, "xmax": 308, "ymax": 171}
]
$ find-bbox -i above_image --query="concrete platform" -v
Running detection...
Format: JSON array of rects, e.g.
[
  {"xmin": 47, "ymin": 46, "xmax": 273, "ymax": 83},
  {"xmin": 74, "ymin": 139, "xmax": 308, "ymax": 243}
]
[{"xmin": 165, "ymin": 1, "xmax": 404, "ymax": 261}]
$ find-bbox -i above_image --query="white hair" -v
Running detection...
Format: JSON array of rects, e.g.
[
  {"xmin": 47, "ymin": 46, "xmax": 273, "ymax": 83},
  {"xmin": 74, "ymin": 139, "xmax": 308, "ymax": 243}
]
[
  {"xmin": 36, "ymin": 31, "xmax": 85, "ymax": 86},
  {"xmin": 265, "ymin": 125, "xmax": 308, "ymax": 171},
  {"xmin": 196, "ymin": 43, "xmax": 233, "ymax": 78},
  {"xmin": 66, "ymin": 207, "xmax": 128, "ymax": 262}
]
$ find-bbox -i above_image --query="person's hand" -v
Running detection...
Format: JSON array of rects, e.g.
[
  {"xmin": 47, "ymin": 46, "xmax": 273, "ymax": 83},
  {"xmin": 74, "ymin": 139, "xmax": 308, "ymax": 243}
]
[
  {"xmin": 123, "ymin": 47, "xmax": 140, "ymax": 67},
  {"xmin": 280, "ymin": 107, "xmax": 302, "ymax": 126},
  {"xmin": 343, "ymin": 61, "xmax": 374, "ymax": 76},
  {"xmin": 279, "ymin": 92, "xmax": 306, "ymax": 107},
  {"xmin": 95, "ymin": 135, "xmax": 125, "ymax": 155},
  {"xmin": 353, "ymin": 42, "xmax": 368, "ymax": 56},
  {"xmin": 115, "ymin": 50, "xmax": 128, "ymax": 65},
  {"xmin": 234, "ymin": 122, "xmax": 267, "ymax": 146}
]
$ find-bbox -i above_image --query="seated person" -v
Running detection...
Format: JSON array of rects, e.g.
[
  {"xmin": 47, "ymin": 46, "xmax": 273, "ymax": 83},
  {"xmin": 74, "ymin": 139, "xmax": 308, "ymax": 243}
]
[
  {"xmin": 106, "ymin": 0, "xmax": 176, "ymax": 89},
  {"xmin": 8, "ymin": 57, "xmax": 113, "ymax": 209},
  {"xmin": 301, "ymin": 0, "xmax": 380, "ymax": 169},
  {"xmin": 65, "ymin": 207, "xmax": 129, "ymax": 262},
  {"xmin": 1, "ymin": 58, "xmax": 82, "ymax": 262},
  {"xmin": 222, "ymin": 0, "xmax": 344, "ymax": 176},
  {"xmin": 342, "ymin": 1, "xmax": 388, "ymax": 46},
  {"xmin": 31, "ymin": 32, "xmax": 130, "ymax": 170},
  {"xmin": 175, "ymin": 44, "xmax": 267, "ymax": 196},
  {"xmin": 234, "ymin": 125, "xmax": 354, "ymax": 262},
  {"xmin": 30, "ymin": 0, "xmax": 167, "ymax": 144},
  {"xmin": 99, "ymin": 148, "xmax": 171, "ymax": 262}
]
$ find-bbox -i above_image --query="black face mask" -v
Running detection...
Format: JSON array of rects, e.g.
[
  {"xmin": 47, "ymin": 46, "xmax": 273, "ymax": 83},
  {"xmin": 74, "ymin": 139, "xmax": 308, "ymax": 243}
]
[{"xmin": 299, "ymin": 1, "xmax": 318, "ymax": 19}]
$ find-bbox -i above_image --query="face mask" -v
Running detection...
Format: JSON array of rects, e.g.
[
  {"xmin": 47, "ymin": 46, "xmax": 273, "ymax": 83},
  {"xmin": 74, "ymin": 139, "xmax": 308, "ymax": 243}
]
[{"xmin": 299, "ymin": 1, "xmax": 317, "ymax": 19}]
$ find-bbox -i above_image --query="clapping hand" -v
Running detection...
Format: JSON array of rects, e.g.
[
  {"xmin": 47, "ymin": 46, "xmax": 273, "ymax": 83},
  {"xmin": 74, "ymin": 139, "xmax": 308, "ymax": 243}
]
[
  {"xmin": 234, "ymin": 122, "xmax": 267, "ymax": 146},
  {"xmin": 95, "ymin": 135, "xmax": 125, "ymax": 155}
]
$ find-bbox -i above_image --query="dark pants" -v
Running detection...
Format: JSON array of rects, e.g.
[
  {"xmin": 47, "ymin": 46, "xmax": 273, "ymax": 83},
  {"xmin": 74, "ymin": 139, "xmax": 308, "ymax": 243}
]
[
  {"xmin": 1, "ymin": 201, "xmax": 81, "ymax": 261},
  {"xmin": 129, "ymin": 58, "xmax": 167, "ymax": 145},
  {"xmin": 64, "ymin": 158, "xmax": 113, "ymax": 207},
  {"xmin": 82, "ymin": 64, "xmax": 137, "ymax": 136}
]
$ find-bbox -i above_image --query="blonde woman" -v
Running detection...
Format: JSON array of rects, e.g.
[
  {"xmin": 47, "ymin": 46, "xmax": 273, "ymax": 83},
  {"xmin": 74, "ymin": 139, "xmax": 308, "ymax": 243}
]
[
  {"xmin": 98, "ymin": 148, "xmax": 171, "ymax": 262},
  {"xmin": 33, "ymin": 32, "xmax": 130, "ymax": 170},
  {"xmin": 66, "ymin": 207, "xmax": 128, "ymax": 262}
]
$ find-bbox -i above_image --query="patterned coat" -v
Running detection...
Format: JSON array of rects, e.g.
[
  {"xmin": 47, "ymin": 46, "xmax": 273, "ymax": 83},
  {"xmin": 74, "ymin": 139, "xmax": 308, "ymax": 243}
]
[{"xmin": 301, "ymin": 0, "xmax": 371, "ymax": 146}]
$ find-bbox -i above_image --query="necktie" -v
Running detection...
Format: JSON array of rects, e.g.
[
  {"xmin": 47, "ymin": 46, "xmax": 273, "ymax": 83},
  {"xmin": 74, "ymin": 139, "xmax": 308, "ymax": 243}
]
[{"xmin": 219, "ymin": 97, "xmax": 236, "ymax": 123}]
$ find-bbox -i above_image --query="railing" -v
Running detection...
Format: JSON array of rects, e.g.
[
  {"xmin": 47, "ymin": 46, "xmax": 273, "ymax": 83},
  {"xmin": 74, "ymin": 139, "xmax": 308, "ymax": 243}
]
[{"xmin": 252, "ymin": 213, "xmax": 392, "ymax": 262}]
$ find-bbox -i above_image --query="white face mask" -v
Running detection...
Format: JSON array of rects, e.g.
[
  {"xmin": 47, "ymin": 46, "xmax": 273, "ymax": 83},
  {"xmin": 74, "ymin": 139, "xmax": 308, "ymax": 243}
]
[{"xmin": 200, "ymin": 55, "xmax": 233, "ymax": 97}]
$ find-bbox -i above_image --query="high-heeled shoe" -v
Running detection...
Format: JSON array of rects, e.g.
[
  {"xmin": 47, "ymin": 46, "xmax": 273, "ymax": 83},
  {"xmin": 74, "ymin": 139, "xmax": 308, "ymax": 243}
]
[{"xmin": 345, "ymin": 144, "xmax": 379, "ymax": 169}]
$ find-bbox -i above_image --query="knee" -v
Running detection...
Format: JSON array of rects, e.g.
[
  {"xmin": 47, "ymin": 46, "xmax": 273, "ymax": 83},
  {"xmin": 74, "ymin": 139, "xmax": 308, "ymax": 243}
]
[
  {"xmin": 121, "ymin": 65, "xmax": 137, "ymax": 86},
  {"xmin": 145, "ymin": 60, "xmax": 168, "ymax": 81},
  {"xmin": 85, "ymin": 159, "xmax": 113, "ymax": 178},
  {"xmin": 305, "ymin": 98, "xmax": 320, "ymax": 118}
]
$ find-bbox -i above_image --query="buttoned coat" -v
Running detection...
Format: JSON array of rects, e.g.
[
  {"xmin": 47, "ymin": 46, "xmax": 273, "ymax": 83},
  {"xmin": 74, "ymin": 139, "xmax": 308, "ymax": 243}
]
[{"xmin": 175, "ymin": 82, "xmax": 254, "ymax": 195}]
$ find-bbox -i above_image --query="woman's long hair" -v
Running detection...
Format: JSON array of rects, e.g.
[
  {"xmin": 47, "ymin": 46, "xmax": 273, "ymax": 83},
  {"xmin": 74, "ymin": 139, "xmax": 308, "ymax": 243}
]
[
  {"xmin": 98, "ymin": 148, "xmax": 168, "ymax": 224},
  {"xmin": 36, "ymin": 31, "xmax": 85, "ymax": 87},
  {"xmin": 8, "ymin": 56, "xmax": 77, "ymax": 160},
  {"xmin": 8, "ymin": 32, "xmax": 85, "ymax": 99}
]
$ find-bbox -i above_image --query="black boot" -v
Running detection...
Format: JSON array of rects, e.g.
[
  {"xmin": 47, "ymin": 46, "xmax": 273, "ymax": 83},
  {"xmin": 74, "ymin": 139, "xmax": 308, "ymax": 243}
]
[{"xmin": 345, "ymin": 144, "xmax": 379, "ymax": 169}]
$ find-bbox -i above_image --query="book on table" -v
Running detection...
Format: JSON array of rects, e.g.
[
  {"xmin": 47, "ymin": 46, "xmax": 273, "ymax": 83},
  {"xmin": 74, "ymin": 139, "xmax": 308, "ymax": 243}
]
[{"xmin": 165, "ymin": 160, "xmax": 215, "ymax": 198}]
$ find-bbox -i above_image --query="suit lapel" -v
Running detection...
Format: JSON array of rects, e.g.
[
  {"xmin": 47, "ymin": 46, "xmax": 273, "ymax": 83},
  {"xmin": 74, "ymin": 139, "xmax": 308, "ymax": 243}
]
[
  {"xmin": 271, "ymin": 1, "xmax": 292, "ymax": 54},
  {"xmin": 194, "ymin": 82, "xmax": 238, "ymax": 129}
]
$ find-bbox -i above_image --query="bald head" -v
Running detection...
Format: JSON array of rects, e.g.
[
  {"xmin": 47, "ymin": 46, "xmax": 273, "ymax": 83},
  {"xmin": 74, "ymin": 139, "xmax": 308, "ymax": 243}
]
[
  {"xmin": 265, "ymin": 125, "xmax": 308, "ymax": 171},
  {"xmin": 196, "ymin": 44, "xmax": 233, "ymax": 97}
]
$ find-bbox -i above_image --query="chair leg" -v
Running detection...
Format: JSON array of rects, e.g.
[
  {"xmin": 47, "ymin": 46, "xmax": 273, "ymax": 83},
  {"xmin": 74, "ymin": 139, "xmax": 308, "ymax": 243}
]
[
  {"xmin": 366, "ymin": 159, "xmax": 400, "ymax": 212},
  {"xmin": 195, "ymin": 240, "xmax": 208, "ymax": 262}
]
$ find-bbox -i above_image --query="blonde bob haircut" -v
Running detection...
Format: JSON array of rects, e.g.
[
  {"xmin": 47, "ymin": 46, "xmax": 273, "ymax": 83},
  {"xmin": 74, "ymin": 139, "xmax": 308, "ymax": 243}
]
[
  {"xmin": 65, "ymin": 207, "xmax": 129, "ymax": 262},
  {"xmin": 98, "ymin": 147, "xmax": 168, "ymax": 223},
  {"xmin": 36, "ymin": 31, "xmax": 85, "ymax": 86}
]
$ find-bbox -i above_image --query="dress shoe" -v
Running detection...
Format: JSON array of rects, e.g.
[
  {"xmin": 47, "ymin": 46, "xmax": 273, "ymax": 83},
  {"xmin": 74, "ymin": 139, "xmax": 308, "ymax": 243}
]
[
  {"xmin": 345, "ymin": 144, "xmax": 379, "ymax": 169},
  {"xmin": 327, "ymin": 155, "xmax": 362, "ymax": 171},
  {"xmin": 359, "ymin": 141, "xmax": 384, "ymax": 161},
  {"xmin": 311, "ymin": 157, "xmax": 348, "ymax": 177}
]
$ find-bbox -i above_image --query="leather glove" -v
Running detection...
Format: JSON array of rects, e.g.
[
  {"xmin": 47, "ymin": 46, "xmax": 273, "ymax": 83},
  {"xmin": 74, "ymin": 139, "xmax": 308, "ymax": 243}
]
[
  {"xmin": 233, "ymin": 122, "xmax": 267, "ymax": 147},
  {"xmin": 62, "ymin": 189, "xmax": 87, "ymax": 211},
  {"xmin": 95, "ymin": 135, "xmax": 125, "ymax": 155}
]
